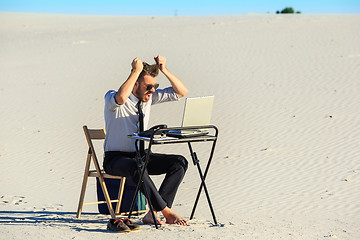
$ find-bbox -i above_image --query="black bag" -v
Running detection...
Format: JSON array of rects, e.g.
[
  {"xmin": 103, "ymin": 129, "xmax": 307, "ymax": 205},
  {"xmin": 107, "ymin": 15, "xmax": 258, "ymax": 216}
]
[{"xmin": 96, "ymin": 177, "xmax": 146, "ymax": 215}]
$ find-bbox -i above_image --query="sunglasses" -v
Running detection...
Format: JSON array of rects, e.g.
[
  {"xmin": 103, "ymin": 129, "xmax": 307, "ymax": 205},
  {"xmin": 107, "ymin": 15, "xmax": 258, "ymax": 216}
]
[{"xmin": 145, "ymin": 83, "xmax": 159, "ymax": 91}]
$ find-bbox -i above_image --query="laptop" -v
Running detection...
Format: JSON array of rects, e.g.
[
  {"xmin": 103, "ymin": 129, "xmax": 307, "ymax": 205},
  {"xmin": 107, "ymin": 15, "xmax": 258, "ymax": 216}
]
[{"xmin": 167, "ymin": 96, "xmax": 214, "ymax": 138}]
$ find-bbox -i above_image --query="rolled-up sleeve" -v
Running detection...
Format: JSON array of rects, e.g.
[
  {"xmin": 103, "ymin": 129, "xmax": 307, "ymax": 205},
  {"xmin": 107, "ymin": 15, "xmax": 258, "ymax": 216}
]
[
  {"xmin": 104, "ymin": 90, "xmax": 120, "ymax": 112},
  {"xmin": 151, "ymin": 87, "xmax": 179, "ymax": 105}
]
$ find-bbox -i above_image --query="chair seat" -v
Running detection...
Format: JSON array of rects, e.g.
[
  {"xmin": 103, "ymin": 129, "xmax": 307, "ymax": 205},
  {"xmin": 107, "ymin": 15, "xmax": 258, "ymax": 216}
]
[{"xmin": 88, "ymin": 170, "xmax": 124, "ymax": 179}]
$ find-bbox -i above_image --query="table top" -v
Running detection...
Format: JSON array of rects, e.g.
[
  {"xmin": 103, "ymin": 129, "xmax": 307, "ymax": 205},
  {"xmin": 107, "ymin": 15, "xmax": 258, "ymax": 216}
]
[{"xmin": 128, "ymin": 133, "xmax": 217, "ymax": 144}]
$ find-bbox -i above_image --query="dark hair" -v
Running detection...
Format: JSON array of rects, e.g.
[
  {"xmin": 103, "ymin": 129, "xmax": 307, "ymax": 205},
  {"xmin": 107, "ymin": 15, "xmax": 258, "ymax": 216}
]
[{"xmin": 138, "ymin": 62, "xmax": 159, "ymax": 81}]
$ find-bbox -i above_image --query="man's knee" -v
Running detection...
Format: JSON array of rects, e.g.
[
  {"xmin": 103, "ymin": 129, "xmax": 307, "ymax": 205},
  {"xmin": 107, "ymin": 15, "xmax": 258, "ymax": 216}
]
[{"xmin": 176, "ymin": 155, "xmax": 188, "ymax": 172}]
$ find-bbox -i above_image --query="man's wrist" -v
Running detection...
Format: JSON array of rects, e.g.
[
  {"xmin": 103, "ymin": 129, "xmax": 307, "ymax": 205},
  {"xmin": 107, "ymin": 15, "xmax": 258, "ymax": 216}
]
[
  {"xmin": 161, "ymin": 67, "xmax": 169, "ymax": 74},
  {"xmin": 131, "ymin": 69, "xmax": 142, "ymax": 75}
]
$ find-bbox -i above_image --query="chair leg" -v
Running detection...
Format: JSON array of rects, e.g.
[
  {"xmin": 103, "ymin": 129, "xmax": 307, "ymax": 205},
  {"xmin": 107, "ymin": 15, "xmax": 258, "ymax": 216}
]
[
  {"xmin": 98, "ymin": 176, "xmax": 117, "ymax": 219},
  {"xmin": 76, "ymin": 152, "xmax": 92, "ymax": 219},
  {"xmin": 115, "ymin": 177, "xmax": 126, "ymax": 214}
]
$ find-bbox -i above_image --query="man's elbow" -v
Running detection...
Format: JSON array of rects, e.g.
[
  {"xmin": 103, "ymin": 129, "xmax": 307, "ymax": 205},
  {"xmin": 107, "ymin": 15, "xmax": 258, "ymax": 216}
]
[
  {"xmin": 177, "ymin": 88, "xmax": 188, "ymax": 99},
  {"xmin": 115, "ymin": 93, "xmax": 126, "ymax": 105}
]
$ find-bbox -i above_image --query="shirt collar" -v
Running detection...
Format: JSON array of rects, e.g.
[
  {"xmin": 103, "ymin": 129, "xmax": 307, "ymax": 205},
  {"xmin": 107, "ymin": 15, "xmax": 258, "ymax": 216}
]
[
  {"xmin": 129, "ymin": 92, "xmax": 139, "ymax": 104},
  {"xmin": 129, "ymin": 92, "xmax": 152, "ymax": 106}
]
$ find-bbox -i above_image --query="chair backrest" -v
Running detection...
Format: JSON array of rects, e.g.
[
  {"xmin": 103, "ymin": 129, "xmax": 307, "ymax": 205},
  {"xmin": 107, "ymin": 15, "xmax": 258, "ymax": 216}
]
[
  {"xmin": 83, "ymin": 125, "xmax": 105, "ymax": 159},
  {"xmin": 83, "ymin": 125, "xmax": 105, "ymax": 168},
  {"xmin": 83, "ymin": 125, "xmax": 105, "ymax": 147},
  {"xmin": 84, "ymin": 126, "xmax": 105, "ymax": 140}
]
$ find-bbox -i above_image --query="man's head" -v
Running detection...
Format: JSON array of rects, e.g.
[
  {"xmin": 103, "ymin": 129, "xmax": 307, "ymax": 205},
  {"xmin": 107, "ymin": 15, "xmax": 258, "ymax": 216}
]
[
  {"xmin": 133, "ymin": 62, "xmax": 160, "ymax": 102},
  {"xmin": 139, "ymin": 62, "xmax": 159, "ymax": 79}
]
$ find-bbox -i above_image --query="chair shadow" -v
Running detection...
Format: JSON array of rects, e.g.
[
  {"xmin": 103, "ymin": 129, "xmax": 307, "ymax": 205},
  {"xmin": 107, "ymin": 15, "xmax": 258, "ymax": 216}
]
[{"xmin": 0, "ymin": 210, "xmax": 112, "ymax": 233}]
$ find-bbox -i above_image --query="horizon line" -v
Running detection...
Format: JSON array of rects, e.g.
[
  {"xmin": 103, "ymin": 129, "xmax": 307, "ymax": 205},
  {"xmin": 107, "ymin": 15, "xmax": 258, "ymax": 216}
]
[{"xmin": 2, "ymin": 11, "xmax": 360, "ymax": 17}]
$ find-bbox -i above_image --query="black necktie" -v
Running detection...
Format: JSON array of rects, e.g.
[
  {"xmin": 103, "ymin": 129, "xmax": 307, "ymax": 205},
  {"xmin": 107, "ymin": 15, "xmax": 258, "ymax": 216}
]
[{"xmin": 137, "ymin": 100, "xmax": 145, "ymax": 156}]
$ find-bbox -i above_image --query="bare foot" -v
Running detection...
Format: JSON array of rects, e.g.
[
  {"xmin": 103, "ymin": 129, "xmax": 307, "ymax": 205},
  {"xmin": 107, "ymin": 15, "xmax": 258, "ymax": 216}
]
[
  {"xmin": 161, "ymin": 207, "xmax": 188, "ymax": 226},
  {"xmin": 142, "ymin": 211, "xmax": 165, "ymax": 225},
  {"xmin": 166, "ymin": 216, "xmax": 188, "ymax": 226}
]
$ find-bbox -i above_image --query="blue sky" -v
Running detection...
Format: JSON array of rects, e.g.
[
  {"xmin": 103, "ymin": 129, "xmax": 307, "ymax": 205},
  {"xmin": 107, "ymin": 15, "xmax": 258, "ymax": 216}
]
[{"xmin": 1, "ymin": 0, "xmax": 359, "ymax": 16}]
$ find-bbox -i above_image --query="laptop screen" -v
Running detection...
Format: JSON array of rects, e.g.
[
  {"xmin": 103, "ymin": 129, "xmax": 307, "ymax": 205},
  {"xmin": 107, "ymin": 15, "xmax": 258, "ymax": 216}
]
[{"xmin": 181, "ymin": 96, "xmax": 214, "ymax": 127}]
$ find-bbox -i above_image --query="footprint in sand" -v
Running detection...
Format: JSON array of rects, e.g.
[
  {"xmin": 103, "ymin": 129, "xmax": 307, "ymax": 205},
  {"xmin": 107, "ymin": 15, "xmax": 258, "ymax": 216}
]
[
  {"xmin": 41, "ymin": 204, "xmax": 64, "ymax": 211},
  {"xmin": 0, "ymin": 195, "xmax": 27, "ymax": 205}
]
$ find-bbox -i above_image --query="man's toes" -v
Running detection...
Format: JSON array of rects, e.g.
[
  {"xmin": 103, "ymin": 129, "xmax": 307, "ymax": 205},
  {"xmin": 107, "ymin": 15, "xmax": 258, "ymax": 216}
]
[{"xmin": 175, "ymin": 218, "xmax": 187, "ymax": 226}]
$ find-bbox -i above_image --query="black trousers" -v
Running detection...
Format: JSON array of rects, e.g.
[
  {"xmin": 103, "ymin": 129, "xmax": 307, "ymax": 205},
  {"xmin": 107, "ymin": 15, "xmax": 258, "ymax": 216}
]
[{"xmin": 103, "ymin": 151, "xmax": 188, "ymax": 211}]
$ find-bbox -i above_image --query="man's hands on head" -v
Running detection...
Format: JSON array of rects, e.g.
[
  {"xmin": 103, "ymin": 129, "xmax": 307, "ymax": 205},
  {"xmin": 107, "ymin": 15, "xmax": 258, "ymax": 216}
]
[
  {"xmin": 154, "ymin": 55, "xmax": 166, "ymax": 72},
  {"xmin": 133, "ymin": 55, "xmax": 167, "ymax": 72},
  {"xmin": 116, "ymin": 55, "xmax": 188, "ymax": 105},
  {"xmin": 131, "ymin": 57, "xmax": 143, "ymax": 73}
]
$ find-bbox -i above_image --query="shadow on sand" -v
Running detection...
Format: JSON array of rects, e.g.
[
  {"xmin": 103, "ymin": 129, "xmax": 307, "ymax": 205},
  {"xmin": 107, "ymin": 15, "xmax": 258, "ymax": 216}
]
[{"xmin": 0, "ymin": 210, "xmax": 113, "ymax": 233}]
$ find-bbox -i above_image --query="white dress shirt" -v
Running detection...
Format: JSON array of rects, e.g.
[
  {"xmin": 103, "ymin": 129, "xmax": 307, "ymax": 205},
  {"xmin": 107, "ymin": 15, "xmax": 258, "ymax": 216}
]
[{"xmin": 104, "ymin": 87, "xmax": 178, "ymax": 152}]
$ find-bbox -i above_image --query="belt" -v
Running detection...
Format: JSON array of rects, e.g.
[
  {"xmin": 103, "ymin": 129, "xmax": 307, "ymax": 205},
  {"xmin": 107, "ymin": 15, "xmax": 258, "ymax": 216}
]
[{"xmin": 104, "ymin": 151, "xmax": 137, "ymax": 159}]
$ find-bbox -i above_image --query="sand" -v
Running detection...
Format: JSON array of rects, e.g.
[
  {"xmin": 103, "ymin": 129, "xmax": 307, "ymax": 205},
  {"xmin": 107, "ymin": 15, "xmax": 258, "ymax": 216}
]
[{"xmin": 1, "ymin": 12, "xmax": 360, "ymax": 239}]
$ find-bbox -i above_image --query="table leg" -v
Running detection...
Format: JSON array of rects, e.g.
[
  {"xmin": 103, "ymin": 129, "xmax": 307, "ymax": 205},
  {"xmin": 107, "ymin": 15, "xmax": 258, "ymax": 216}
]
[
  {"xmin": 128, "ymin": 141, "xmax": 159, "ymax": 229},
  {"xmin": 188, "ymin": 143, "xmax": 217, "ymax": 225}
]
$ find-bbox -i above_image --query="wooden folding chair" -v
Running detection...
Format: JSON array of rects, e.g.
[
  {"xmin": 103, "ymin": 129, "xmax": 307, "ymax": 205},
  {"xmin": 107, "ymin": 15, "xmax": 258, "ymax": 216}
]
[{"xmin": 76, "ymin": 125, "xmax": 146, "ymax": 219}]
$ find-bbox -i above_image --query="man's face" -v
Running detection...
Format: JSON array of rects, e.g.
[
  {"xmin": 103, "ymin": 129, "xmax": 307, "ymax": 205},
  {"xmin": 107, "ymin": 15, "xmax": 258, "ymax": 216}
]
[{"xmin": 134, "ymin": 74, "xmax": 157, "ymax": 102}]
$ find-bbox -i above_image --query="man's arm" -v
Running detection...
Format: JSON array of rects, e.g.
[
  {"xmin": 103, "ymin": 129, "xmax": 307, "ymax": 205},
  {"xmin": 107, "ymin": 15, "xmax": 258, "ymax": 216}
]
[
  {"xmin": 114, "ymin": 57, "xmax": 143, "ymax": 105},
  {"xmin": 155, "ymin": 56, "xmax": 188, "ymax": 98}
]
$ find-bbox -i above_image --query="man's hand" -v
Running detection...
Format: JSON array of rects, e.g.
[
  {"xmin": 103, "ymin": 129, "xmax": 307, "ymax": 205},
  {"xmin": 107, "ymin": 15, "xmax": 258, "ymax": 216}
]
[
  {"xmin": 154, "ymin": 55, "xmax": 166, "ymax": 72},
  {"xmin": 154, "ymin": 55, "xmax": 188, "ymax": 98},
  {"xmin": 115, "ymin": 57, "xmax": 143, "ymax": 105},
  {"xmin": 132, "ymin": 57, "xmax": 143, "ymax": 73}
]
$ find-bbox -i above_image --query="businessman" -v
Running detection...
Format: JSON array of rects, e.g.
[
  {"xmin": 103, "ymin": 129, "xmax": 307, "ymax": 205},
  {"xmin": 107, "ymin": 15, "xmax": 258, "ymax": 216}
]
[{"xmin": 103, "ymin": 56, "xmax": 188, "ymax": 226}]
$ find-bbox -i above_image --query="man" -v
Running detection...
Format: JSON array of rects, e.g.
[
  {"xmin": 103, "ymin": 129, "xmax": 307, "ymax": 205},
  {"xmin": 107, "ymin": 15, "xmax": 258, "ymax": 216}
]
[{"xmin": 103, "ymin": 56, "xmax": 188, "ymax": 226}]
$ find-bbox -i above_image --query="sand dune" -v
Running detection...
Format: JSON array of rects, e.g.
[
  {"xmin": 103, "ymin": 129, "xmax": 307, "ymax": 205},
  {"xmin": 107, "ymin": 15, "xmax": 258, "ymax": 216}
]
[{"xmin": 1, "ymin": 12, "xmax": 360, "ymax": 239}]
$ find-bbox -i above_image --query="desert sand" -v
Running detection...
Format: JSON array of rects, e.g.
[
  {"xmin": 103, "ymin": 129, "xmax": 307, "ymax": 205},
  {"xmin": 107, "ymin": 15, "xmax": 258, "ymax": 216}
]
[{"xmin": 0, "ymin": 12, "xmax": 360, "ymax": 239}]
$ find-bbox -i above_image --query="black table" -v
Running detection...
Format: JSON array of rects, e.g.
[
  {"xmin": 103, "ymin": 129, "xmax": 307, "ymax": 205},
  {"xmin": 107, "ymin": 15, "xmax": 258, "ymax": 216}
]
[{"xmin": 127, "ymin": 125, "xmax": 219, "ymax": 229}]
